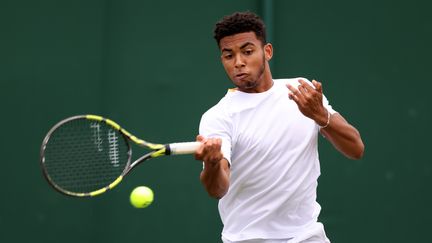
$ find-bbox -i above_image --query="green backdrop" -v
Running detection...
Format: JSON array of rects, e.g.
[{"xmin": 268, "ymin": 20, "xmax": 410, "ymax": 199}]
[{"xmin": 1, "ymin": 0, "xmax": 431, "ymax": 242}]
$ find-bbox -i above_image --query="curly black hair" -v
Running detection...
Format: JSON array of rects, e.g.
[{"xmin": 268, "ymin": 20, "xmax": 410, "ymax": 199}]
[{"xmin": 213, "ymin": 11, "xmax": 267, "ymax": 47}]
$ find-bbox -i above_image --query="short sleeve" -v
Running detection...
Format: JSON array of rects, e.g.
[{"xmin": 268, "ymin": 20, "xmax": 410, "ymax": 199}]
[
  {"xmin": 322, "ymin": 94, "xmax": 337, "ymax": 115},
  {"xmin": 199, "ymin": 107, "xmax": 232, "ymax": 164}
]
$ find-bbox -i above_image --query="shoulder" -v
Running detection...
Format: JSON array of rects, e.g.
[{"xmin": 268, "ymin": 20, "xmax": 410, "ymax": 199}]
[
  {"xmin": 201, "ymin": 92, "xmax": 232, "ymax": 122},
  {"xmin": 199, "ymin": 93, "xmax": 234, "ymax": 136}
]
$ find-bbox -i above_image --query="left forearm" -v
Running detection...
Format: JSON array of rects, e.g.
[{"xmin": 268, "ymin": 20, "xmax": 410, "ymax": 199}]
[{"xmin": 320, "ymin": 113, "xmax": 364, "ymax": 160}]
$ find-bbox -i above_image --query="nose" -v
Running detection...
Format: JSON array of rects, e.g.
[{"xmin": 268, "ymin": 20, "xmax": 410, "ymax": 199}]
[{"xmin": 234, "ymin": 54, "xmax": 246, "ymax": 69}]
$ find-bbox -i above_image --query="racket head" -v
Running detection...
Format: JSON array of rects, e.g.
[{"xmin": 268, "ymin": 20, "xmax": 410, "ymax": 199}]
[{"xmin": 40, "ymin": 115, "xmax": 131, "ymax": 197}]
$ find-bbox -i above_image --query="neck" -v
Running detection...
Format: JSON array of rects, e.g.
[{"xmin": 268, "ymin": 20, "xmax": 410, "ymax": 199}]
[
  {"xmin": 261, "ymin": 62, "xmax": 273, "ymax": 90},
  {"xmin": 251, "ymin": 62, "xmax": 273, "ymax": 93}
]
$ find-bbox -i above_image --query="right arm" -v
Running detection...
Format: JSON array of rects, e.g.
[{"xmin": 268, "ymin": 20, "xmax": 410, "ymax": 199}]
[{"xmin": 195, "ymin": 135, "xmax": 230, "ymax": 199}]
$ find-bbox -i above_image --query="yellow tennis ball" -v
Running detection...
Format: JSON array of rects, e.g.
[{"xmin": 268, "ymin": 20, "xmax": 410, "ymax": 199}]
[{"xmin": 130, "ymin": 186, "xmax": 154, "ymax": 208}]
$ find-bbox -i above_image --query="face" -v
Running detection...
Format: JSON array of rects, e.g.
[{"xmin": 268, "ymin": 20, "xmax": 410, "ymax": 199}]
[{"xmin": 219, "ymin": 32, "xmax": 273, "ymax": 93}]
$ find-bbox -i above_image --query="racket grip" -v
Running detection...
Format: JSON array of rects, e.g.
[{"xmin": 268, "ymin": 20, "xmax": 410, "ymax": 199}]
[{"xmin": 168, "ymin": 141, "xmax": 201, "ymax": 155}]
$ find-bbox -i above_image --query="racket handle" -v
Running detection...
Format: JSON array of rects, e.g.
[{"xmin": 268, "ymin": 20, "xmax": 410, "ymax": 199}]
[{"xmin": 168, "ymin": 141, "xmax": 201, "ymax": 155}]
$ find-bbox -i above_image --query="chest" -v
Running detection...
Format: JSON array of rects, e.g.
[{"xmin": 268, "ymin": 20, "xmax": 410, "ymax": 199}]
[{"xmin": 231, "ymin": 95, "xmax": 317, "ymax": 155}]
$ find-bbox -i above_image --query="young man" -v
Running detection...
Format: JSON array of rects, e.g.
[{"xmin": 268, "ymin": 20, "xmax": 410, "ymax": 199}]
[{"xmin": 195, "ymin": 12, "xmax": 364, "ymax": 243}]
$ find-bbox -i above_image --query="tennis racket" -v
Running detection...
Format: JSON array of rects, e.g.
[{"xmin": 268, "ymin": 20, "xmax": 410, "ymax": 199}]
[{"xmin": 40, "ymin": 115, "xmax": 200, "ymax": 197}]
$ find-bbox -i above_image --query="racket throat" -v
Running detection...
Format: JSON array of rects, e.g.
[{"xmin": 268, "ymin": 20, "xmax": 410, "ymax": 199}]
[{"xmin": 164, "ymin": 144, "xmax": 173, "ymax": 155}]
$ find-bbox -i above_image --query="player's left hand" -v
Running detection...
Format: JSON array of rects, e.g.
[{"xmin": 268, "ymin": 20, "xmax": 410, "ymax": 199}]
[{"xmin": 287, "ymin": 79, "xmax": 329, "ymax": 126}]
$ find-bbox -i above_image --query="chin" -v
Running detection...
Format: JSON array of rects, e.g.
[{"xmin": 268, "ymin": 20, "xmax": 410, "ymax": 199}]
[
  {"xmin": 245, "ymin": 81, "xmax": 257, "ymax": 89},
  {"xmin": 237, "ymin": 80, "xmax": 257, "ymax": 90},
  {"xmin": 231, "ymin": 77, "xmax": 258, "ymax": 90}
]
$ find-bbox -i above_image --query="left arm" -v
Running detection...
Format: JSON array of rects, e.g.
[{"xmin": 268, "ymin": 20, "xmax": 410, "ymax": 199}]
[
  {"xmin": 287, "ymin": 79, "xmax": 364, "ymax": 160},
  {"xmin": 318, "ymin": 112, "xmax": 364, "ymax": 159}
]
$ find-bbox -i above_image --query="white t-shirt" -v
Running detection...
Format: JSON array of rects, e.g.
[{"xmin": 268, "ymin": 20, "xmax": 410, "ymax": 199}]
[{"xmin": 199, "ymin": 78, "xmax": 337, "ymax": 242}]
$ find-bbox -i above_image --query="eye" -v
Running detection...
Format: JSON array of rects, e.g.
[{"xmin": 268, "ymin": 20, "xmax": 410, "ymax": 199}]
[
  {"xmin": 223, "ymin": 53, "xmax": 233, "ymax": 59},
  {"xmin": 244, "ymin": 49, "xmax": 253, "ymax": 55}
]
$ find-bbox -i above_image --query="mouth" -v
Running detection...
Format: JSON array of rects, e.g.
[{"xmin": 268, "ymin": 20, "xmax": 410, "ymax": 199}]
[{"xmin": 235, "ymin": 73, "xmax": 248, "ymax": 80}]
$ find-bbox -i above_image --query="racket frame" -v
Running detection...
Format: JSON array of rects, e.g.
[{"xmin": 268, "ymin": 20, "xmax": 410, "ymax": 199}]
[{"xmin": 40, "ymin": 114, "xmax": 197, "ymax": 197}]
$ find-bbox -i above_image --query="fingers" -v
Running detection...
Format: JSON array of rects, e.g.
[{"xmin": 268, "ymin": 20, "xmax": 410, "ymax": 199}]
[
  {"xmin": 287, "ymin": 81, "xmax": 308, "ymax": 104},
  {"xmin": 312, "ymin": 80, "xmax": 323, "ymax": 94},
  {"xmin": 298, "ymin": 79, "xmax": 312, "ymax": 93},
  {"xmin": 194, "ymin": 136, "xmax": 223, "ymax": 163},
  {"xmin": 287, "ymin": 79, "xmax": 323, "ymax": 101},
  {"xmin": 196, "ymin": 135, "xmax": 206, "ymax": 142},
  {"xmin": 202, "ymin": 138, "xmax": 223, "ymax": 164},
  {"xmin": 195, "ymin": 135, "xmax": 205, "ymax": 155},
  {"xmin": 286, "ymin": 84, "xmax": 302, "ymax": 102},
  {"xmin": 286, "ymin": 79, "xmax": 326, "ymax": 120}
]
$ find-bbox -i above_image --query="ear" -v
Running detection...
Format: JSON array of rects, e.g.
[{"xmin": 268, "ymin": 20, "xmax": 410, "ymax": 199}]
[{"xmin": 264, "ymin": 43, "xmax": 273, "ymax": 61}]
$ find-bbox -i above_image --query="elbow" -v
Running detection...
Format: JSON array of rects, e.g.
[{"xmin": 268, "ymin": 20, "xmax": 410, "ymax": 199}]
[
  {"xmin": 350, "ymin": 150, "xmax": 364, "ymax": 160},
  {"xmin": 350, "ymin": 129, "xmax": 365, "ymax": 160},
  {"xmin": 206, "ymin": 185, "xmax": 229, "ymax": 199},
  {"xmin": 209, "ymin": 192, "xmax": 226, "ymax": 199},
  {"xmin": 200, "ymin": 174, "xmax": 229, "ymax": 199},
  {"xmin": 348, "ymin": 142, "xmax": 365, "ymax": 160}
]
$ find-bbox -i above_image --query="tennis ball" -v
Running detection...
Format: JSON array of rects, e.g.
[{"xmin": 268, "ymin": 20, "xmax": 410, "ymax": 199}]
[{"xmin": 130, "ymin": 186, "xmax": 154, "ymax": 208}]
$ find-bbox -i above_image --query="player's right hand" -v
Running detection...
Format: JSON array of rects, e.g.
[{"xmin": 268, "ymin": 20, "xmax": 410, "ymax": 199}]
[{"xmin": 194, "ymin": 135, "xmax": 223, "ymax": 165}]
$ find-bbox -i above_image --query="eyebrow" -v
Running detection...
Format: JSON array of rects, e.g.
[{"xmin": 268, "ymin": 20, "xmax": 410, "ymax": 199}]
[{"xmin": 222, "ymin": 42, "xmax": 255, "ymax": 52}]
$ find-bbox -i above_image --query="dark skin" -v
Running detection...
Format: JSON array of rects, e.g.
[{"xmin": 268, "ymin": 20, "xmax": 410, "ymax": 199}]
[
  {"xmin": 219, "ymin": 32, "xmax": 273, "ymax": 93},
  {"xmin": 287, "ymin": 79, "xmax": 364, "ymax": 160},
  {"xmin": 195, "ymin": 31, "xmax": 364, "ymax": 199},
  {"xmin": 195, "ymin": 135, "xmax": 229, "ymax": 199}
]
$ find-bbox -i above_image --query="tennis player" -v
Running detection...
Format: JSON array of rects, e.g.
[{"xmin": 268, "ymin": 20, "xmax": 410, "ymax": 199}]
[{"xmin": 195, "ymin": 12, "xmax": 364, "ymax": 243}]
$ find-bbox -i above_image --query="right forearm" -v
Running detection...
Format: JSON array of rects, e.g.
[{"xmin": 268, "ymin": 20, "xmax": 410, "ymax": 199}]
[
  {"xmin": 200, "ymin": 159, "xmax": 230, "ymax": 199},
  {"xmin": 194, "ymin": 136, "xmax": 230, "ymax": 199}
]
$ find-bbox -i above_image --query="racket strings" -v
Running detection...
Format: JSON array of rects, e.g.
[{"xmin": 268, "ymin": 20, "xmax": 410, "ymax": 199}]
[{"xmin": 43, "ymin": 119, "xmax": 129, "ymax": 194}]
